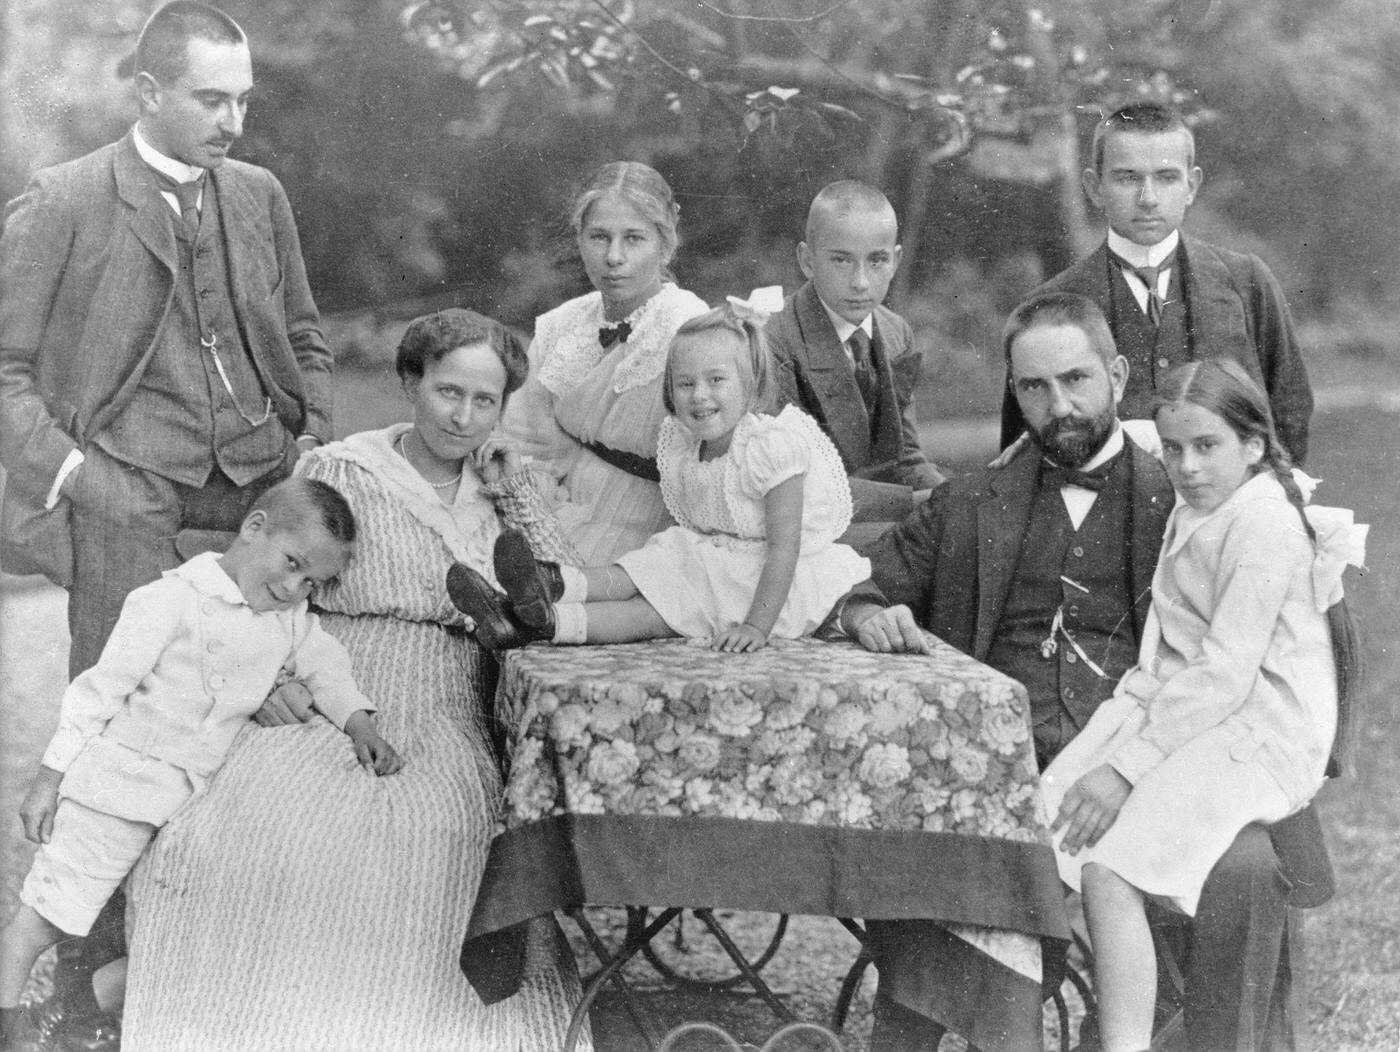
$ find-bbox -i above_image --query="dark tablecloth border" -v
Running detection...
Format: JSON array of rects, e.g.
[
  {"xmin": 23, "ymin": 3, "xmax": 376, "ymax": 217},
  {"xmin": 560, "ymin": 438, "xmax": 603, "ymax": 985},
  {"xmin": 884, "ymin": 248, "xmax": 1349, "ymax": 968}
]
[{"xmin": 459, "ymin": 813, "xmax": 1069, "ymax": 1005}]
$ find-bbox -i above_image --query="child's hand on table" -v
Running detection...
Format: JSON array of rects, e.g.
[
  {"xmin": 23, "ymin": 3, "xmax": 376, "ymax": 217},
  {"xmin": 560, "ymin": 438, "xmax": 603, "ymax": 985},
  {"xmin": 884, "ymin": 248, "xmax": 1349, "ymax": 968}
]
[{"xmin": 711, "ymin": 623, "xmax": 768, "ymax": 653}]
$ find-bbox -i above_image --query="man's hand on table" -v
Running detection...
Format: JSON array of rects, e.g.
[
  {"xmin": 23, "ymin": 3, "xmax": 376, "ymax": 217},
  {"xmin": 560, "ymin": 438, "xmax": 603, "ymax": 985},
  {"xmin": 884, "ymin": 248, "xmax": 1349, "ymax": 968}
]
[
  {"xmin": 844, "ymin": 601, "xmax": 933, "ymax": 654},
  {"xmin": 1051, "ymin": 763, "xmax": 1132, "ymax": 855}
]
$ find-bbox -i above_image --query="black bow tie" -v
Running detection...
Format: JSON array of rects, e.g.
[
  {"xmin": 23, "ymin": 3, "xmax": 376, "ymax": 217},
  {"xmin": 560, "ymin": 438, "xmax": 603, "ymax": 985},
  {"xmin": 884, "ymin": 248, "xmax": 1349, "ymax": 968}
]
[
  {"xmin": 599, "ymin": 321, "xmax": 632, "ymax": 348},
  {"xmin": 1041, "ymin": 454, "xmax": 1120, "ymax": 492}
]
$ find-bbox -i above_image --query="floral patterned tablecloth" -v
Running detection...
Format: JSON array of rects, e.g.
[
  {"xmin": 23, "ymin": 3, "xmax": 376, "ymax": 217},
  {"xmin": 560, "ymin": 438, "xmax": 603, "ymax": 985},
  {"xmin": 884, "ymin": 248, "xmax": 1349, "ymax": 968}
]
[{"xmin": 462, "ymin": 636, "xmax": 1070, "ymax": 1051}]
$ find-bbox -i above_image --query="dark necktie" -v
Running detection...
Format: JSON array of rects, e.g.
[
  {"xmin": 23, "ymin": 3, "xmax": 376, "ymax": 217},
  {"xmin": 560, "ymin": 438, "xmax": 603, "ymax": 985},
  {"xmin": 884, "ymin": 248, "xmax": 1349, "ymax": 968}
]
[
  {"xmin": 1040, "ymin": 451, "xmax": 1122, "ymax": 492},
  {"xmin": 598, "ymin": 320, "xmax": 632, "ymax": 348},
  {"xmin": 150, "ymin": 168, "xmax": 204, "ymax": 234},
  {"xmin": 848, "ymin": 328, "xmax": 877, "ymax": 410},
  {"xmin": 1111, "ymin": 250, "xmax": 1175, "ymax": 325}
]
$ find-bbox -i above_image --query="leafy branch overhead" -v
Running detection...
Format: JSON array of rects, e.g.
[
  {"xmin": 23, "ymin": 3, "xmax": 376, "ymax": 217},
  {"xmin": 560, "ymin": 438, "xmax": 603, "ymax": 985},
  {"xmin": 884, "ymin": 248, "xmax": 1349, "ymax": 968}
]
[{"xmin": 399, "ymin": 0, "xmax": 1196, "ymax": 170}]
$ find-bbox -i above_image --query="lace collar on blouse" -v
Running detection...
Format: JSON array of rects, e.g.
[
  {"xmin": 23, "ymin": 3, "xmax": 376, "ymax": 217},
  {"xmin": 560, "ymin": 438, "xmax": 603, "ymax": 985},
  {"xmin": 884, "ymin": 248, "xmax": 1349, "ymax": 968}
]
[{"xmin": 535, "ymin": 283, "xmax": 706, "ymax": 398}]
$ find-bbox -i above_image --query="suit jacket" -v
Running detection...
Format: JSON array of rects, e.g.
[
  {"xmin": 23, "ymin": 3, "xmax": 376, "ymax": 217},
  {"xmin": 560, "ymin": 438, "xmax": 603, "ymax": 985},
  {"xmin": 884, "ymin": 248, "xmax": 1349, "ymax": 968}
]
[
  {"xmin": 1002, "ymin": 235, "xmax": 1313, "ymax": 464},
  {"xmin": 769, "ymin": 282, "xmax": 944, "ymax": 522},
  {"xmin": 863, "ymin": 435, "xmax": 1332, "ymax": 906},
  {"xmin": 868, "ymin": 436, "xmax": 1171, "ymax": 667},
  {"xmin": 0, "ymin": 131, "xmax": 333, "ymax": 584}
]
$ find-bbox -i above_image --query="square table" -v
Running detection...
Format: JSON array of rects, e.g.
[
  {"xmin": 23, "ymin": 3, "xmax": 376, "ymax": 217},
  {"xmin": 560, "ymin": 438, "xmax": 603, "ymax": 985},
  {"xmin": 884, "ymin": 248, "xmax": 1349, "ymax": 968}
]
[{"xmin": 460, "ymin": 636, "xmax": 1070, "ymax": 1050}]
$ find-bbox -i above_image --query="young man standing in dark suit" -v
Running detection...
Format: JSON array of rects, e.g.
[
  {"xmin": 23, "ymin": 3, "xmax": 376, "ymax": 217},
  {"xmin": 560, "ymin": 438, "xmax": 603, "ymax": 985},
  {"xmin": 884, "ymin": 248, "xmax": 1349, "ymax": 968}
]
[
  {"xmin": 0, "ymin": 0, "xmax": 333, "ymax": 680},
  {"xmin": 1003, "ymin": 102, "xmax": 1313, "ymax": 465},
  {"xmin": 0, "ymin": 3, "xmax": 332, "ymax": 1042},
  {"xmin": 767, "ymin": 181, "xmax": 944, "ymax": 536},
  {"xmin": 846, "ymin": 293, "xmax": 1329, "ymax": 1052}
]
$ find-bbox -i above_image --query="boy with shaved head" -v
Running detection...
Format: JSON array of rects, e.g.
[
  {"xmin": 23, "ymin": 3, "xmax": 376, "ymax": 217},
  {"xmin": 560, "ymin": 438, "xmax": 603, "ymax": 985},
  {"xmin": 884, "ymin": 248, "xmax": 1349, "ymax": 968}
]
[{"xmin": 768, "ymin": 181, "xmax": 944, "ymax": 536}]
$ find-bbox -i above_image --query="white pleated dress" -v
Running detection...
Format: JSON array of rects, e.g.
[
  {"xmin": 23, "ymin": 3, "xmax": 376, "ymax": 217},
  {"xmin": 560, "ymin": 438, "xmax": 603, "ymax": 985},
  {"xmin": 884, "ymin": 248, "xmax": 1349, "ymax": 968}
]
[
  {"xmin": 124, "ymin": 427, "xmax": 588, "ymax": 1051},
  {"xmin": 616, "ymin": 407, "xmax": 871, "ymax": 639}
]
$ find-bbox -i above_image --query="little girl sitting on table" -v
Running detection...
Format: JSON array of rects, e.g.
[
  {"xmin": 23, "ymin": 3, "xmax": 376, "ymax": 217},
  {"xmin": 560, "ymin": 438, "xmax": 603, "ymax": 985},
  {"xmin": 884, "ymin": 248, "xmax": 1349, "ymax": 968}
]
[
  {"xmin": 1042, "ymin": 359, "xmax": 1366, "ymax": 1052},
  {"xmin": 450, "ymin": 288, "xmax": 871, "ymax": 652}
]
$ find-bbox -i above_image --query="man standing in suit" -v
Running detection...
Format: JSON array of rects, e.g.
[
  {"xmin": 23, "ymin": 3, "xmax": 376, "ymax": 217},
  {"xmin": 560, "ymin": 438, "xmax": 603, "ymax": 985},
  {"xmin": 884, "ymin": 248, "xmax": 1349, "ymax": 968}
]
[
  {"xmin": 0, "ymin": 3, "xmax": 331, "ymax": 1040},
  {"xmin": 844, "ymin": 292, "xmax": 1327, "ymax": 1052},
  {"xmin": 768, "ymin": 181, "xmax": 944, "ymax": 535},
  {"xmin": 1003, "ymin": 102, "xmax": 1313, "ymax": 465},
  {"xmin": 0, "ymin": 0, "xmax": 333, "ymax": 680}
]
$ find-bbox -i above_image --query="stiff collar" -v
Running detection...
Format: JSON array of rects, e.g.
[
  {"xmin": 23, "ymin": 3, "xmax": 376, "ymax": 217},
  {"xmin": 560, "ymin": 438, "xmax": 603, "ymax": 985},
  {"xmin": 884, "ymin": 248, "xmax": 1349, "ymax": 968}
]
[
  {"xmin": 816, "ymin": 296, "xmax": 873, "ymax": 346},
  {"xmin": 133, "ymin": 123, "xmax": 206, "ymax": 184},
  {"xmin": 1107, "ymin": 228, "xmax": 1179, "ymax": 270}
]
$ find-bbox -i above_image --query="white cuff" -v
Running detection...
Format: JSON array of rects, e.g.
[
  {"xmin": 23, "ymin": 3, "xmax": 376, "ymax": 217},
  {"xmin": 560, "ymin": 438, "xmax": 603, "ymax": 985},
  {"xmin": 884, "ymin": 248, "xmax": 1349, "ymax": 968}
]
[{"xmin": 46, "ymin": 450, "xmax": 85, "ymax": 510}]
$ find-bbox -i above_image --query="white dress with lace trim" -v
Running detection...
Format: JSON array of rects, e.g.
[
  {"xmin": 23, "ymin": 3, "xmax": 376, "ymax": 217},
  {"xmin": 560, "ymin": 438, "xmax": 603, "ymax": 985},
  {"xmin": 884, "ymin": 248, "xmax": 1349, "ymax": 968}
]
[
  {"xmin": 503, "ymin": 283, "xmax": 709, "ymax": 563},
  {"xmin": 617, "ymin": 406, "xmax": 870, "ymax": 639}
]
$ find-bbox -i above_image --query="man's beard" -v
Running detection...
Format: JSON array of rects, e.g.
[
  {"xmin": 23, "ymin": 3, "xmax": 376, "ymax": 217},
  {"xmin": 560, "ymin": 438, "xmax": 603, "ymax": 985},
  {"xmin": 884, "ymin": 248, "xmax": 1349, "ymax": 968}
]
[{"xmin": 1030, "ymin": 405, "xmax": 1116, "ymax": 468}]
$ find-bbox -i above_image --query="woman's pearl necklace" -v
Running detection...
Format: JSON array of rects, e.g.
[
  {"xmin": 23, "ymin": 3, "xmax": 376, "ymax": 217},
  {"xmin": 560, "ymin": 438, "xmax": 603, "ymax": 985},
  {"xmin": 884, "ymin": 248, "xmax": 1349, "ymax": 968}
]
[{"xmin": 397, "ymin": 431, "xmax": 462, "ymax": 490}]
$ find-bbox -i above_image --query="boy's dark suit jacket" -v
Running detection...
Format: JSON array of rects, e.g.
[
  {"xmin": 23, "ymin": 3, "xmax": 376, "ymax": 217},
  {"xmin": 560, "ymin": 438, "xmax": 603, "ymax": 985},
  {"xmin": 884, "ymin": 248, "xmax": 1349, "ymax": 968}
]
[
  {"xmin": 1001, "ymin": 236, "xmax": 1313, "ymax": 464},
  {"xmin": 0, "ymin": 131, "xmax": 333, "ymax": 584},
  {"xmin": 769, "ymin": 281, "xmax": 943, "ymax": 522},
  {"xmin": 859, "ymin": 435, "xmax": 1334, "ymax": 1046}
]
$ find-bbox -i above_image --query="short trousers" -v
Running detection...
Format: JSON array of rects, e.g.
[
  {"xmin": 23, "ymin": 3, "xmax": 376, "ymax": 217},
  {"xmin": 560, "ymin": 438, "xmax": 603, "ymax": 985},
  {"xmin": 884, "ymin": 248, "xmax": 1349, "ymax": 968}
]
[{"xmin": 21, "ymin": 798, "xmax": 157, "ymax": 936}]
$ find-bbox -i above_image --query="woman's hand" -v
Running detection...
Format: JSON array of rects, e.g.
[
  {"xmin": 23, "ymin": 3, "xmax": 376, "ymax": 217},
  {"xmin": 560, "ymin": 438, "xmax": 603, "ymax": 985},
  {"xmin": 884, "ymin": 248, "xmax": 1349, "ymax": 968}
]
[
  {"xmin": 254, "ymin": 678, "xmax": 316, "ymax": 727},
  {"xmin": 1051, "ymin": 763, "xmax": 1132, "ymax": 855},
  {"xmin": 20, "ymin": 766, "xmax": 63, "ymax": 844},
  {"xmin": 712, "ymin": 623, "xmax": 768, "ymax": 653},
  {"xmin": 473, "ymin": 434, "xmax": 522, "ymax": 484},
  {"xmin": 988, "ymin": 431, "xmax": 1029, "ymax": 470},
  {"xmin": 344, "ymin": 711, "xmax": 405, "ymax": 776}
]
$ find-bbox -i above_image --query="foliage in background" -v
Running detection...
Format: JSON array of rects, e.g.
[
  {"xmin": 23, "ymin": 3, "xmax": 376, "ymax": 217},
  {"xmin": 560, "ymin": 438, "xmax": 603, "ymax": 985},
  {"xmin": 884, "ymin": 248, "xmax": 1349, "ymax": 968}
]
[{"xmin": 3, "ymin": 0, "xmax": 1399, "ymax": 360}]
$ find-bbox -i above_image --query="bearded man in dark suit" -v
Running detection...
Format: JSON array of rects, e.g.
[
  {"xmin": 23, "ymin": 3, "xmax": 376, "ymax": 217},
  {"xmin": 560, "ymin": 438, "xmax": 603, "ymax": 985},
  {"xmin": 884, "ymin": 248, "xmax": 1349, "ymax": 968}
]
[{"xmin": 845, "ymin": 293, "xmax": 1329, "ymax": 1052}]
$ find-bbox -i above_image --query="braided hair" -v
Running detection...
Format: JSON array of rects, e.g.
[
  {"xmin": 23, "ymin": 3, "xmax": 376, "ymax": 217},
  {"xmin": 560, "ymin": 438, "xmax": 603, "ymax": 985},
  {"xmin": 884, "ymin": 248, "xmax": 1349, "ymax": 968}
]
[{"xmin": 1154, "ymin": 360, "xmax": 1362, "ymax": 775}]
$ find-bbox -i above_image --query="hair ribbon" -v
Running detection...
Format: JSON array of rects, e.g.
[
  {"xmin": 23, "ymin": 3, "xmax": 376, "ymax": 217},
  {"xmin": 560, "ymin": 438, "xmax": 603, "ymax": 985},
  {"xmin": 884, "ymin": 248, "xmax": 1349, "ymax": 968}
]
[{"xmin": 725, "ymin": 286, "xmax": 785, "ymax": 328}]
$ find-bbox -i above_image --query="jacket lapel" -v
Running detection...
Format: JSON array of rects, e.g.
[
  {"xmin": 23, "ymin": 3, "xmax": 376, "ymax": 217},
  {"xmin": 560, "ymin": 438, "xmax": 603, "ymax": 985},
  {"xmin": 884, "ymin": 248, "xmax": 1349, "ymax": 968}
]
[
  {"xmin": 1177, "ymin": 235, "xmax": 1251, "ymax": 361},
  {"xmin": 1125, "ymin": 439, "xmax": 1173, "ymax": 640},
  {"xmin": 793, "ymin": 282, "xmax": 872, "ymax": 469},
  {"xmin": 973, "ymin": 449, "xmax": 1039, "ymax": 660},
  {"xmin": 114, "ymin": 133, "xmax": 179, "ymax": 275}
]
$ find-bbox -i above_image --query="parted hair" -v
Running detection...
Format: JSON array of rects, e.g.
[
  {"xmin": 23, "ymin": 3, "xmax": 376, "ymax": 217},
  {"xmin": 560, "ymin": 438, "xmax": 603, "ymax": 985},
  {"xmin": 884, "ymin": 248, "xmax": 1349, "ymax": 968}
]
[
  {"xmin": 662, "ymin": 304, "xmax": 778, "ymax": 417},
  {"xmin": 1154, "ymin": 359, "xmax": 1362, "ymax": 775},
  {"xmin": 135, "ymin": 1, "xmax": 246, "ymax": 84},
  {"xmin": 1091, "ymin": 101, "xmax": 1196, "ymax": 174},
  {"xmin": 250, "ymin": 478, "xmax": 357, "ymax": 546},
  {"xmin": 1001, "ymin": 291, "xmax": 1118, "ymax": 370},
  {"xmin": 395, "ymin": 308, "xmax": 529, "ymax": 404},
  {"xmin": 570, "ymin": 161, "xmax": 681, "ymax": 270}
]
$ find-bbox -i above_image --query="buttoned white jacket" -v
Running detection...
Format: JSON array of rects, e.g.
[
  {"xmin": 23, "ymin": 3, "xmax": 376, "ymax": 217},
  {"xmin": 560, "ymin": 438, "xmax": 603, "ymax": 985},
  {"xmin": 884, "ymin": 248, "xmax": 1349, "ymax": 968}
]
[{"xmin": 43, "ymin": 552, "xmax": 371, "ymax": 823}]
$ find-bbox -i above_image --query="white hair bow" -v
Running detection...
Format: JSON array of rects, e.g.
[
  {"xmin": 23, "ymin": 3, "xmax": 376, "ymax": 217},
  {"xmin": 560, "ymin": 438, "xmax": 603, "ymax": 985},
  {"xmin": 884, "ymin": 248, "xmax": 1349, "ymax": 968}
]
[{"xmin": 725, "ymin": 286, "xmax": 785, "ymax": 327}]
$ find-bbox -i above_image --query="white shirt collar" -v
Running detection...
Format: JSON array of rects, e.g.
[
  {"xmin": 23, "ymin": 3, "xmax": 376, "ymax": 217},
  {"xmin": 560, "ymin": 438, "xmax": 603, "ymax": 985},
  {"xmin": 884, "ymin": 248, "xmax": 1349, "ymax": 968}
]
[
  {"xmin": 816, "ymin": 296, "xmax": 873, "ymax": 347},
  {"xmin": 133, "ymin": 123, "xmax": 207, "ymax": 184},
  {"xmin": 167, "ymin": 551, "xmax": 256, "ymax": 607},
  {"xmin": 1107, "ymin": 228, "xmax": 1179, "ymax": 269}
]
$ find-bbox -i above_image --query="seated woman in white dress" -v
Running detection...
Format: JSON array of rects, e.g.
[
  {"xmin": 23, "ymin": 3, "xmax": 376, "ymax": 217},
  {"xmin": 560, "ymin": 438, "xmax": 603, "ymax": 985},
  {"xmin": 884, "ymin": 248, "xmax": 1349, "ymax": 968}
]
[
  {"xmin": 450, "ymin": 291, "xmax": 871, "ymax": 654},
  {"xmin": 503, "ymin": 161, "xmax": 708, "ymax": 564},
  {"xmin": 123, "ymin": 310, "xmax": 590, "ymax": 1051}
]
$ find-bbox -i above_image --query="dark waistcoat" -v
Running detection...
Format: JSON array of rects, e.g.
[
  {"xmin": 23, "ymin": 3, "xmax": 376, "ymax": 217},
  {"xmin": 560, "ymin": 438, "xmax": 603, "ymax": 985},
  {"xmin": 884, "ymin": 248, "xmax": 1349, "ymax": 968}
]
[
  {"xmin": 1109, "ymin": 264, "xmax": 1190, "ymax": 423},
  {"xmin": 984, "ymin": 454, "xmax": 1140, "ymax": 759},
  {"xmin": 97, "ymin": 177, "xmax": 285, "ymax": 487}
]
